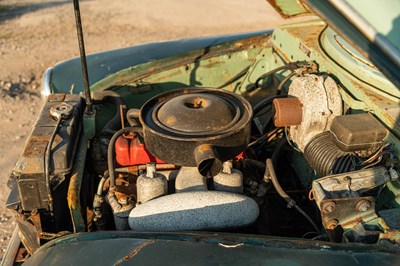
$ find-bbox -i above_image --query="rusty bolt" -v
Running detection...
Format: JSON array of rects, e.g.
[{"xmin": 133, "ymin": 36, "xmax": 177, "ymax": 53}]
[
  {"xmin": 322, "ymin": 201, "xmax": 336, "ymax": 214},
  {"xmin": 326, "ymin": 219, "xmax": 339, "ymax": 230},
  {"xmin": 115, "ymin": 192, "xmax": 128, "ymax": 205},
  {"xmin": 311, "ymin": 63, "xmax": 318, "ymax": 72},
  {"xmin": 356, "ymin": 200, "xmax": 371, "ymax": 212}
]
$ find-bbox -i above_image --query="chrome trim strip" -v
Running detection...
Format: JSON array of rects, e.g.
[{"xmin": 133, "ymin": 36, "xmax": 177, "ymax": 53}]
[
  {"xmin": 0, "ymin": 227, "xmax": 20, "ymax": 266},
  {"xmin": 41, "ymin": 67, "xmax": 53, "ymax": 98},
  {"xmin": 328, "ymin": 0, "xmax": 400, "ymax": 69}
]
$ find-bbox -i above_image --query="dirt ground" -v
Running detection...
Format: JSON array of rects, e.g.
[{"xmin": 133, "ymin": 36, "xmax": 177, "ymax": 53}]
[{"xmin": 0, "ymin": 0, "xmax": 296, "ymax": 260}]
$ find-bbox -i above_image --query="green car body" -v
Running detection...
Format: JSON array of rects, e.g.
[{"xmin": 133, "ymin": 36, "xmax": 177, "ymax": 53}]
[{"xmin": 4, "ymin": 0, "xmax": 400, "ymax": 265}]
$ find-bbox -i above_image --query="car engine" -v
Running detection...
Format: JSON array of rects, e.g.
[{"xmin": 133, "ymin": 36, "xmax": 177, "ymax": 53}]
[{"xmin": 6, "ymin": 61, "xmax": 400, "ymax": 257}]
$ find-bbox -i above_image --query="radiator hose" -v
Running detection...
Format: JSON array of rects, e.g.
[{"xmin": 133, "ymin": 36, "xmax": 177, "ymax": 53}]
[{"xmin": 265, "ymin": 159, "xmax": 320, "ymax": 233}]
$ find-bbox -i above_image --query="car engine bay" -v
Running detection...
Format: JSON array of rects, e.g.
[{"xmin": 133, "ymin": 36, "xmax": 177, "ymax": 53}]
[{"xmin": 6, "ymin": 23, "xmax": 400, "ymax": 257}]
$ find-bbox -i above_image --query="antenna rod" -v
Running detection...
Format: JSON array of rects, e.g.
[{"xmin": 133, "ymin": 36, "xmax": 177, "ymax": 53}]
[{"xmin": 72, "ymin": 0, "xmax": 93, "ymax": 114}]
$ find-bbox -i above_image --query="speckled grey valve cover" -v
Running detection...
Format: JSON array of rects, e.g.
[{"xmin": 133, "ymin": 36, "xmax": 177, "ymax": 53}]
[{"xmin": 129, "ymin": 191, "xmax": 259, "ymax": 231}]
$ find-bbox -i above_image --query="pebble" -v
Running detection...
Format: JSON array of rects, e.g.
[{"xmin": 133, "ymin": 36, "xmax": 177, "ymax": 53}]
[
  {"xmin": 4, "ymin": 82, "xmax": 11, "ymax": 89},
  {"xmin": 0, "ymin": 210, "xmax": 16, "ymax": 261},
  {"xmin": 15, "ymin": 135, "xmax": 25, "ymax": 140},
  {"xmin": 0, "ymin": 74, "xmax": 40, "ymax": 101}
]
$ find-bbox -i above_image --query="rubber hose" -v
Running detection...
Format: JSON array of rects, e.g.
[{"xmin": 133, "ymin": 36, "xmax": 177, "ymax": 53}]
[
  {"xmin": 253, "ymin": 95, "xmax": 287, "ymax": 115},
  {"xmin": 92, "ymin": 91, "xmax": 127, "ymax": 135},
  {"xmin": 253, "ymin": 61, "xmax": 309, "ymax": 90},
  {"xmin": 96, "ymin": 172, "xmax": 109, "ymax": 196},
  {"xmin": 108, "ymin": 127, "xmax": 143, "ymax": 188},
  {"xmin": 271, "ymin": 138, "xmax": 287, "ymax": 167},
  {"xmin": 276, "ymin": 72, "xmax": 296, "ymax": 95},
  {"xmin": 265, "ymin": 159, "xmax": 320, "ymax": 233},
  {"xmin": 253, "ymin": 65, "xmax": 289, "ymax": 88},
  {"xmin": 45, "ymin": 117, "xmax": 62, "ymax": 212},
  {"xmin": 126, "ymin": 108, "xmax": 141, "ymax": 127},
  {"xmin": 265, "ymin": 159, "xmax": 293, "ymax": 204}
]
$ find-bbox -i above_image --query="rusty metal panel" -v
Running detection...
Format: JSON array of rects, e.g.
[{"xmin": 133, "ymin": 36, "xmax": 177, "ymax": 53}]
[
  {"xmin": 267, "ymin": 0, "xmax": 310, "ymax": 18},
  {"xmin": 12, "ymin": 94, "xmax": 83, "ymax": 212}
]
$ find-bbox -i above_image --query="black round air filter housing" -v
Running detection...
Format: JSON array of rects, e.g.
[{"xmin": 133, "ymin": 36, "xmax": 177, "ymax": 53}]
[{"xmin": 140, "ymin": 88, "xmax": 252, "ymax": 176}]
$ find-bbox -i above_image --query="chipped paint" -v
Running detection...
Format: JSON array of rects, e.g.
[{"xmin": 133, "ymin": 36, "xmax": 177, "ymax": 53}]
[
  {"xmin": 91, "ymin": 34, "xmax": 271, "ymax": 92},
  {"xmin": 113, "ymin": 240, "xmax": 155, "ymax": 265},
  {"xmin": 67, "ymin": 136, "xmax": 88, "ymax": 233}
]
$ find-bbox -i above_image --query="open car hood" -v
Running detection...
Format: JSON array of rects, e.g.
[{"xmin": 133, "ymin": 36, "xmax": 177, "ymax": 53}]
[{"xmin": 267, "ymin": 0, "xmax": 400, "ymax": 88}]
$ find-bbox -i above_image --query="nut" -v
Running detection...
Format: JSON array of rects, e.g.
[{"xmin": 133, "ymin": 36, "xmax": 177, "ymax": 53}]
[
  {"xmin": 343, "ymin": 176, "xmax": 351, "ymax": 182},
  {"xmin": 322, "ymin": 201, "xmax": 336, "ymax": 214},
  {"xmin": 326, "ymin": 219, "xmax": 339, "ymax": 230},
  {"xmin": 356, "ymin": 200, "xmax": 371, "ymax": 212},
  {"xmin": 50, "ymin": 103, "xmax": 73, "ymax": 120},
  {"xmin": 389, "ymin": 168, "xmax": 399, "ymax": 181},
  {"xmin": 115, "ymin": 191, "xmax": 129, "ymax": 205}
]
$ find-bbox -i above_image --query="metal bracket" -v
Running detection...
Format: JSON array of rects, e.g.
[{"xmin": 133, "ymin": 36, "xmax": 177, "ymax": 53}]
[{"xmin": 320, "ymin": 196, "xmax": 377, "ymax": 230}]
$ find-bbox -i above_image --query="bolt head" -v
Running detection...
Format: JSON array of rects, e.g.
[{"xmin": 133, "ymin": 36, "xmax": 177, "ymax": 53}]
[
  {"xmin": 326, "ymin": 219, "xmax": 339, "ymax": 230},
  {"xmin": 357, "ymin": 200, "xmax": 371, "ymax": 212},
  {"xmin": 322, "ymin": 201, "xmax": 336, "ymax": 214}
]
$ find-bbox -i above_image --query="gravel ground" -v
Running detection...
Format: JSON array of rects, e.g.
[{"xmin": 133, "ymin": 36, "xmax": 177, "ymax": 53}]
[{"xmin": 0, "ymin": 0, "xmax": 295, "ymax": 261}]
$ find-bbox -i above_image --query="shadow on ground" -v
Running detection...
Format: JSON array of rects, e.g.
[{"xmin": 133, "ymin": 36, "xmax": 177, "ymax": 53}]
[{"xmin": 0, "ymin": 0, "xmax": 70, "ymax": 23}]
